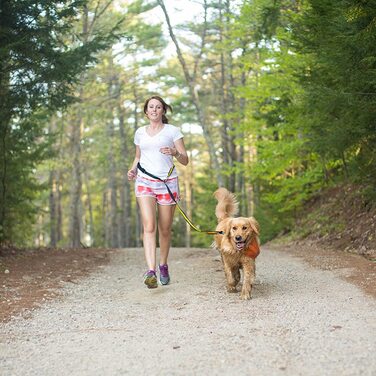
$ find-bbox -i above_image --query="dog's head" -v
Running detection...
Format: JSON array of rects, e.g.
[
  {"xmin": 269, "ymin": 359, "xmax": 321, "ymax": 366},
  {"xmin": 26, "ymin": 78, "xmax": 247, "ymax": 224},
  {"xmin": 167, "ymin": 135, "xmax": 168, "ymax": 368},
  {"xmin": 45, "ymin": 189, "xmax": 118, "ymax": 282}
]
[{"xmin": 225, "ymin": 217, "xmax": 259, "ymax": 252}]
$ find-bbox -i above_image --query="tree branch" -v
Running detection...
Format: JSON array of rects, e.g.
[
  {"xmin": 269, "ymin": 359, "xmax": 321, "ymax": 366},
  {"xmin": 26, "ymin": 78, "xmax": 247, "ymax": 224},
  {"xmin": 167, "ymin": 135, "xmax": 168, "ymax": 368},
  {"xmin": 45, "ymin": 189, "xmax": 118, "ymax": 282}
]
[{"xmin": 192, "ymin": 0, "xmax": 208, "ymax": 82}]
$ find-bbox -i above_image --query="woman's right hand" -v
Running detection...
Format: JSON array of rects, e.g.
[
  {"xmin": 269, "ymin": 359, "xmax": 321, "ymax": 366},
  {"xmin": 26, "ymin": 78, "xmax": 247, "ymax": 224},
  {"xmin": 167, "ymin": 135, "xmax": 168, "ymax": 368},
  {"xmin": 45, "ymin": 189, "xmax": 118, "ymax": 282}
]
[{"xmin": 127, "ymin": 169, "xmax": 137, "ymax": 181}]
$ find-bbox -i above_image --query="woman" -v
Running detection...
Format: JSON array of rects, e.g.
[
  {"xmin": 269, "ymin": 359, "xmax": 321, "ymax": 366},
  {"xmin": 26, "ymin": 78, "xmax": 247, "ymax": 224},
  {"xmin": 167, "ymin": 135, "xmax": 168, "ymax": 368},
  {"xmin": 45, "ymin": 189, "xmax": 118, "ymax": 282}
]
[{"xmin": 127, "ymin": 95, "xmax": 189, "ymax": 288}]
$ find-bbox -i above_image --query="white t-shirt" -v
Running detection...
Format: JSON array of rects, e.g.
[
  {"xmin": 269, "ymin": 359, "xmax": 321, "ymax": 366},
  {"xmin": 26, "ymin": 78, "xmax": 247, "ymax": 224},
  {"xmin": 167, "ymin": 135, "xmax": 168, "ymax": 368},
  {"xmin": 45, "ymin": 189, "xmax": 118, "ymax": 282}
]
[{"xmin": 134, "ymin": 124, "xmax": 184, "ymax": 179}]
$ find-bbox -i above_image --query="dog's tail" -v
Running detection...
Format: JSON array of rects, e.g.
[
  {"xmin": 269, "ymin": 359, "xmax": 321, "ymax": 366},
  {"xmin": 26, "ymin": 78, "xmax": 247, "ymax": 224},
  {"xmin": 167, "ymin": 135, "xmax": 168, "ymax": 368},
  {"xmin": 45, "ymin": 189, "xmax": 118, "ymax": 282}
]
[{"xmin": 214, "ymin": 188, "xmax": 239, "ymax": 222}]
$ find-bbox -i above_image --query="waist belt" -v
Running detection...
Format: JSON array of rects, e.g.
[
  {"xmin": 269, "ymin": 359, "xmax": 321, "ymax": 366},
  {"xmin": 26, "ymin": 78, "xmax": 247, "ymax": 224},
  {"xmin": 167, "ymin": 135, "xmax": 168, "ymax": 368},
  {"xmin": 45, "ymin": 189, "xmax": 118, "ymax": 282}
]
[{"xmin": 137, "ymin": 162, "xmax": 222, "ymax": 235}]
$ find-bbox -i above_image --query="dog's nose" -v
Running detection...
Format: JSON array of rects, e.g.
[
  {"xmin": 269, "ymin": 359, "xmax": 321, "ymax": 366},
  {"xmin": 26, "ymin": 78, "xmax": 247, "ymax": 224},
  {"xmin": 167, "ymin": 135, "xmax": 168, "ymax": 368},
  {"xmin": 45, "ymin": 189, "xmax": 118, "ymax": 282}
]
[{"xmin": 235, "ymin": 235, "xmax": 242, "ymax": 241}]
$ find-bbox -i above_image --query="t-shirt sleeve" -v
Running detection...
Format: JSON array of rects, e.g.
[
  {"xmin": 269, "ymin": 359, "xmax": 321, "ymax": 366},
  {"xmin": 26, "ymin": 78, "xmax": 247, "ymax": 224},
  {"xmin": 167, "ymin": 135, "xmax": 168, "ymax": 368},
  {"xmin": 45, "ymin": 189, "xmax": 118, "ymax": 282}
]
[
  {"xmin": 172, "ymin": 126, "xmax": 184, "ymax": 141},
  {"xmin": 134, "ymin": 128, "xmax": 141, "ymax": 145}
]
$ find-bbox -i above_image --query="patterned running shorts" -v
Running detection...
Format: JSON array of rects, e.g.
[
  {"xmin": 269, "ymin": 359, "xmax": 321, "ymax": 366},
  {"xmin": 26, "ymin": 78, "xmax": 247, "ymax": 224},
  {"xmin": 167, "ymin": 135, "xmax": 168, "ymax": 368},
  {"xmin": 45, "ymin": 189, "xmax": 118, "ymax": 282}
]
[{"xmin": 135, "ymin": 175, "xmax": 180, "ymax": 205}]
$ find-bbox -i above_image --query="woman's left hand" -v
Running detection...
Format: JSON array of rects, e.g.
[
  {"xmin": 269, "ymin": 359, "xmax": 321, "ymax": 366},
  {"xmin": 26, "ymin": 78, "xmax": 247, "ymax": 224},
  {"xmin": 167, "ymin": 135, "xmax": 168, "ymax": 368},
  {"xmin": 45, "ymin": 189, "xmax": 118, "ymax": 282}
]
[{"xmin": 160, "ymin": 146, "xmax": 176, "ymax": 156}]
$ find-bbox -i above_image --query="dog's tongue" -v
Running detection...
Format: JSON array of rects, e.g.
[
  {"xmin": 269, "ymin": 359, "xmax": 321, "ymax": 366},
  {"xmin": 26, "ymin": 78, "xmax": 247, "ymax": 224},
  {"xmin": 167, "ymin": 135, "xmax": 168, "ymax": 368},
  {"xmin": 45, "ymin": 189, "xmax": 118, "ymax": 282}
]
[{"xmin": 236, "ymin": 241, "xmax": 245, "ymax": 250}]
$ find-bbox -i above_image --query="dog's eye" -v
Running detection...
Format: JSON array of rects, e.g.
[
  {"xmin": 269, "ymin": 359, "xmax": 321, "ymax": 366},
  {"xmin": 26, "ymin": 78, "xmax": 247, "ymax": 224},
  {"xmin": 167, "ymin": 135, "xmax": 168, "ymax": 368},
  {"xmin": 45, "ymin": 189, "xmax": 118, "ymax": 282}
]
[
  {"xmin": 232, "ymin": 226, "xmax": 237, "ymax": 231},
  {"xmin": 242, "ymin": 226, "xmax": 248, "ymax": 230}
]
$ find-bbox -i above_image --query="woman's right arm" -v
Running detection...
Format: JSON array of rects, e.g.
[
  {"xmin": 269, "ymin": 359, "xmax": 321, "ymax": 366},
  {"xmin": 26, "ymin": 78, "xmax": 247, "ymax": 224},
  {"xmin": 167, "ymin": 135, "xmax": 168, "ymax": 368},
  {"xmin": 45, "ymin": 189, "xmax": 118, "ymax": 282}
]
[{"xmin": 127, "ymin": 145, "xmax": 141, "ymax": 181}]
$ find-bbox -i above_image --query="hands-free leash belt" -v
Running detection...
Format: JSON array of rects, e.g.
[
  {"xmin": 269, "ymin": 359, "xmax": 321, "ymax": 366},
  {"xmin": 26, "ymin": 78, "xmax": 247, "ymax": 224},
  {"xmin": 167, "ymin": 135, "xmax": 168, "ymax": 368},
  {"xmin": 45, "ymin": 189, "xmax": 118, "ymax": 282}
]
[{"xmin": 137, "ymin": 162, "xmax": 223, "ymax": 235}]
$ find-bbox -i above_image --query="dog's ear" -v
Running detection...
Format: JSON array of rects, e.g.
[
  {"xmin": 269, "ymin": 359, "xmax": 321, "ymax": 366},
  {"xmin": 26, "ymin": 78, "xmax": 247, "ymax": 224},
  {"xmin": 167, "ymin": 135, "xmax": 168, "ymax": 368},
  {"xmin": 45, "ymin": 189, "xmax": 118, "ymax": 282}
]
[
  {"xmin": 225, "ymin": 218, "xmax": 232, "ymax": 238},
  {"xmin": 248, "ymin": 217, "xmax": 260, "ymax": 235}
]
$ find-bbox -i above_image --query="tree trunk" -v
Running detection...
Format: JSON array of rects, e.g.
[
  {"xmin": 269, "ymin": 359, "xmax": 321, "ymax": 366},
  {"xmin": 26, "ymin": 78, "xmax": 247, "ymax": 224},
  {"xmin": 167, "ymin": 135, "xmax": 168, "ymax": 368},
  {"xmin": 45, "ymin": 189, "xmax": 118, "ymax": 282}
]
[
  {"xmin": 0, "ymin": 119, "xmax": 10, "ymax": 242},
  {"xmin": 219, "ymin": 0, "xmax": 230, "ymax": 188},
  {"xmin": 49, "ymin": 170, "xmax": 57, "ymax": 247},
  {"xmin": 56, "ymin": 170, "xmax": 63, "ymax": 244},
  {"xmin": 133, "ymin": 86, "xmax": 142, "ymax": 247},
  {"xmin": 136, "ymin": 205, "xmax": 142, "ymax": 247},
  {"xmin": 118, "ymin": 80, "xmax": 132, "ymax": 247},
  {"xmin": 56, "ymin": 118, "xmax": 65, "ymax": 244},
  {"xmin": 249, "ymin": 46, "xmax": 261, "ymax": 215},
  {"xmin": 68, "ymin": 6, "xmax": 90, "ymax": 248},
  {"xmin": 0, "ymin": 46, "xmax": 11, "ymax": 242},
  {"xmin": 184, "ymin": 153, "xmax": 193, "ymax": 247},
  {"xmin": 103, "ymin": 191, "xmax": 110, "ymax": 247},
  {"xmin": 68, "ymin": 108, "xmax": 83, "ymax": 247},
  {"xmin": 83, "ymin": 169, "xmax": 94, "ymax": 246},
  {"xmin": 157, "ymin": 0, "xmax": 224, "ymax": 187},
  {"xmin": 237, "ymin": 49, "xmax": 247, "ymax": 215},
  {"xmin": 106, "ymin": 83, "xmax": 119, "ymax": 248},
  {"xmin": 226, "ymin": 0, "xmax": 237, "ymax": 193},
  {"xmin": 48, "ymin": 117, "xmax": 58, "ymax": 247}
]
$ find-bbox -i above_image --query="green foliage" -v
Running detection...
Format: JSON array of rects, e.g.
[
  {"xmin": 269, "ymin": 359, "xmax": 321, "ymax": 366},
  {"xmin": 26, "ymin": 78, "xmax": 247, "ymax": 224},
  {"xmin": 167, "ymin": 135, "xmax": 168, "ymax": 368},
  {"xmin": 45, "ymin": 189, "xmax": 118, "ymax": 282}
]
[
  {"xmin": 29, "ymin": 1, "xmax": 169, "ymax": 247},
  {"xmin": 0, "ymin": 0, "xmax": 121, "ymax": 244},
  {"xmin": 291, "ymin": 211, "xmax": 346, "ymax": 240},
  {"xmin": 3, "ymin": 0, "xmax": 376, "ymax": 248},
  {"xmin": 0, "ymin": 110, "xmax": 54, "ymax": 244},
  {"xmin": 293, "ymin": 0, "xmax": 376, "ymax": 184},
  {"xmin": 232, "ymin": 0, "xmax": 376, "ymax": 241},
  {"xmin": 253, "ymin": 200, "xmax": 290, "ymax": 243},
  {"xmin": 190, "ymin": 171, "xmax": 220, "ymax": 247}
]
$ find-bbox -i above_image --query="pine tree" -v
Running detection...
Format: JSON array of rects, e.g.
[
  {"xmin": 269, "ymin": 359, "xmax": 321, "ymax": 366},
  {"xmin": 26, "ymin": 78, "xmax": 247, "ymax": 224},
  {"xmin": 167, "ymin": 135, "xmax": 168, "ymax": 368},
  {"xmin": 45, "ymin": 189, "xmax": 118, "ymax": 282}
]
[{"xmin": 0, "ymin": 0, "xmax": 120, "ymax": 244}]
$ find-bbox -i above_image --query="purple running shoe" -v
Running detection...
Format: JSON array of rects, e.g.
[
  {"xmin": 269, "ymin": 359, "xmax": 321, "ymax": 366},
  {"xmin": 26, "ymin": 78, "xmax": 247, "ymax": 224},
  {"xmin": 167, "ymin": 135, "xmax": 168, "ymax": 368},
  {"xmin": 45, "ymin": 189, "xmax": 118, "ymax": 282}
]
[
  {"xmin": 159, "ymin": 264, "xmax": 170, "ymax": 285},
  {"xmin": 143, "ymin": 270, "xmax": 158, "ymax": 289}
]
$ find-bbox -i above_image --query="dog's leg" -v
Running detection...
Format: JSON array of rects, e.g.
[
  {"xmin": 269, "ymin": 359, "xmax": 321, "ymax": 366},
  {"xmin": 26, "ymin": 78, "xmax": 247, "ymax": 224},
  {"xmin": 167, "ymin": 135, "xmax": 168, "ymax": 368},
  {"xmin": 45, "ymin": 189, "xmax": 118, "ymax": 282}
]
[
  {"xmin": 240, "ymin": 260, "xmax": 255, "ymax": 300},
  {"xmin": 234, "ymin": 267, "xmax": 241, "ymax": 287},
  {"xmin": 223, "ymin": 262, "xmax": 237, "ymax": 293}
]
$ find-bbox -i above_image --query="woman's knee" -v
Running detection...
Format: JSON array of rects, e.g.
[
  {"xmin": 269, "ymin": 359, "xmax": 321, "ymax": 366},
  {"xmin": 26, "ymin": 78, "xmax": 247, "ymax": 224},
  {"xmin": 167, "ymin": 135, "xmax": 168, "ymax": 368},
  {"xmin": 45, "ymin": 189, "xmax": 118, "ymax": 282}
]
[
  {"xmin": 143, "ymin": 223, "xmax": 156, "ymax": 234},
  {"xmin": 158, "ymin": 226, "xmax": 171, "ymax": 238}
]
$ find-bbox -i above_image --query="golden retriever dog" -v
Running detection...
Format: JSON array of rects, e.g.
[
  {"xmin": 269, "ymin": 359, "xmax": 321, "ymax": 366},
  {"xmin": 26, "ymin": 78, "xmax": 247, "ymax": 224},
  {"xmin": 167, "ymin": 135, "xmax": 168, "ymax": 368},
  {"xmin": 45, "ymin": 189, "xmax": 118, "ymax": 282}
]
[{"xmin": 213, "ymin": 188, "xmax": 260, "ymax": 300}]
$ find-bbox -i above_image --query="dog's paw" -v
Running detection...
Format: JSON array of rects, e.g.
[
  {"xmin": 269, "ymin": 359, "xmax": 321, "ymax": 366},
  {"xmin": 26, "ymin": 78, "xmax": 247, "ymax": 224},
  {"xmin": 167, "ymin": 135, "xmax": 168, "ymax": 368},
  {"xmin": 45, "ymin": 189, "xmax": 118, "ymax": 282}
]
[
  {"xmin": 240, "ymin": 292, "xmax": 252, "ymax": 300},
  {"xmin": 227, "ymin": 286, "xmax": 237, "ymax": 293}
]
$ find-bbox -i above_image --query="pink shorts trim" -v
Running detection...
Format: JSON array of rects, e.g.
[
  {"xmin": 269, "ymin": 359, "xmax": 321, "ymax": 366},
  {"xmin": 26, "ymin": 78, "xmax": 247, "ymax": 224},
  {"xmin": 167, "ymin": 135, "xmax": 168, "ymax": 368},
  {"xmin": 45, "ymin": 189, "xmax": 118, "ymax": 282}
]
[{"xmin": 135, "ymin": 175, "xmax": 180, "ymax": 205}]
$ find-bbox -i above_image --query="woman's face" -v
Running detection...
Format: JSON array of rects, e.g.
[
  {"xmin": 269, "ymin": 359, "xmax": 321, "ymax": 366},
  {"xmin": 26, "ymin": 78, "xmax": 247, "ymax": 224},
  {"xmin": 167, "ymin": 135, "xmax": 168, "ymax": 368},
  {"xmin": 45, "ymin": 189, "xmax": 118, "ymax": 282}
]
[{"xmin": 146, "ymin": 99, "xmax": 164, "ymax": 122}]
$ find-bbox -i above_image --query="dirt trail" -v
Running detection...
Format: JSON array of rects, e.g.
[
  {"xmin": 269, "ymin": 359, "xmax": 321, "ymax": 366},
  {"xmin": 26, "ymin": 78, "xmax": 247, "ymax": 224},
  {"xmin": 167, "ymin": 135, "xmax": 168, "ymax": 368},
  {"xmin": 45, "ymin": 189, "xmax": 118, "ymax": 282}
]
[{"xmin": 1, "ymin": 247, "xmax": 375, "ymax": 375}]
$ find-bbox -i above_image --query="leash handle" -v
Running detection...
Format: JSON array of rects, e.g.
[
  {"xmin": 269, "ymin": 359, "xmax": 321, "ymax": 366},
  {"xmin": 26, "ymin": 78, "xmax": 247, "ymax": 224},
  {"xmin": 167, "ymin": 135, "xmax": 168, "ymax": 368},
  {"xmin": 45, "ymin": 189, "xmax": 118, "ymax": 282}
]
[{"xmin": 136, "ymin": 163, "xmax": 222, "ymax": 235}]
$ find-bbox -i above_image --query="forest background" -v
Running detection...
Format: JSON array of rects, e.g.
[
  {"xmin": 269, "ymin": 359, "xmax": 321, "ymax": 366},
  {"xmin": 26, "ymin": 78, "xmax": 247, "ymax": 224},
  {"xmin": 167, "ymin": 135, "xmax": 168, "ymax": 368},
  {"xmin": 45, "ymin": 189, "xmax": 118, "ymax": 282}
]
[{"xmin": 1, "ymin": 0, "xmax": 375, "ymax": 250}]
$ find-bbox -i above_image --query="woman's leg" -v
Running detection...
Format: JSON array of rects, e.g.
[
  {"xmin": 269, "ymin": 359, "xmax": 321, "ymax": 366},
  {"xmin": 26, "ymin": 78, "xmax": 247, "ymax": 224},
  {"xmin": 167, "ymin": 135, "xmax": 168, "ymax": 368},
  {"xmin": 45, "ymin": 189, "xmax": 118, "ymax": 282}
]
[
  {"xmin": 157, "ymin": 204, "xmax": 176, "ymax": 265},
  {"xmin": 137, "ymin": 196, "xmax": 157, "ymax": 271}
]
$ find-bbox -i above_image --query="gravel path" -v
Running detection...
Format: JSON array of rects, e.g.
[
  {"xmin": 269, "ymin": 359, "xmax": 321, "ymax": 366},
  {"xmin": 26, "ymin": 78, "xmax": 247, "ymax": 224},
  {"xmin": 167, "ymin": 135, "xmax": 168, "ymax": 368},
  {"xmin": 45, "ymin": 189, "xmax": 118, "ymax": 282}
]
[{"xmin": 1, "ymin": 247, "xmax": 375, "ymax": 375}]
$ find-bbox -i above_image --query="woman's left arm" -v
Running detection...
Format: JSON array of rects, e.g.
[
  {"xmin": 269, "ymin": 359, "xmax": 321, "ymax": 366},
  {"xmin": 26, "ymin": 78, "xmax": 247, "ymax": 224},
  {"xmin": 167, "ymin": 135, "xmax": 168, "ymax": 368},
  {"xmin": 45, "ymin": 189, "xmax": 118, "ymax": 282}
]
[{"xmin": 173, "ymin": 138, "xmax": 189, "ymax": 166}]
